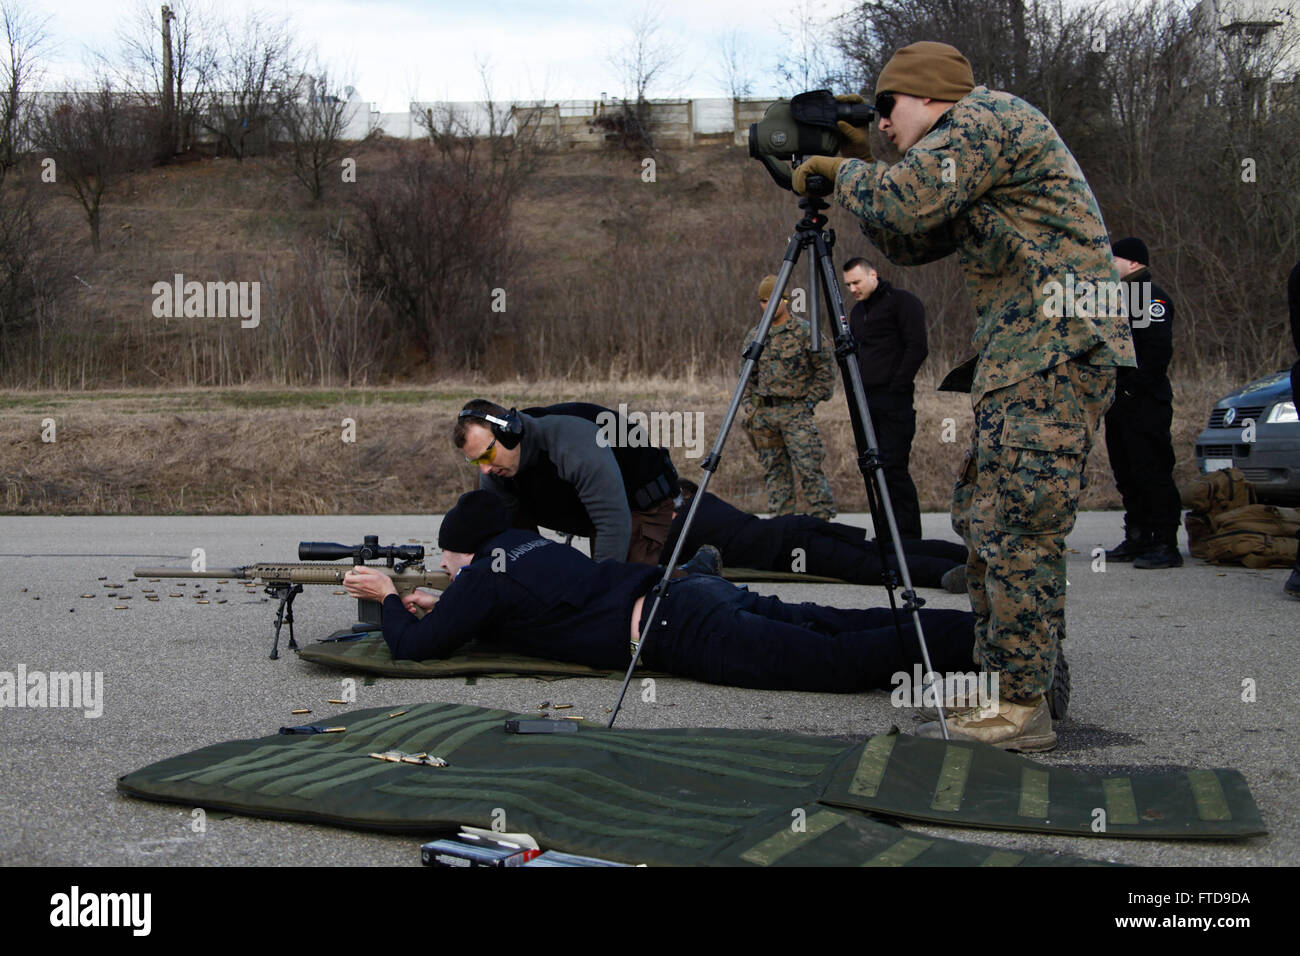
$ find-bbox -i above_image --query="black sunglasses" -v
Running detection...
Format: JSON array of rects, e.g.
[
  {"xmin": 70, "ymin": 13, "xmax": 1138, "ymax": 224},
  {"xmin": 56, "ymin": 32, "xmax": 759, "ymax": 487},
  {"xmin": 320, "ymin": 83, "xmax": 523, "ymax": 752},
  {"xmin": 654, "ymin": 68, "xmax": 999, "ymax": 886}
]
[{"xmin": 875, "ymin": 92, "xmax": 897, "ymax": 120}]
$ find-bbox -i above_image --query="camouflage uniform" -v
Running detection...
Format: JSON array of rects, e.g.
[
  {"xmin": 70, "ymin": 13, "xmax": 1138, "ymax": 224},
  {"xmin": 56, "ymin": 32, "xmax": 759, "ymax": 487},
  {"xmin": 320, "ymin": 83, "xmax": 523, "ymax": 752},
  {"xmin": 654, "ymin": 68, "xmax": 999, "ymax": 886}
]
[
  {"xmin": 741, "ymin": 317, "xmax": 837, "ymax": 520},
  {"xmin": 833, "ymin": 86, "xmax": 1135, "ymax": 700}
]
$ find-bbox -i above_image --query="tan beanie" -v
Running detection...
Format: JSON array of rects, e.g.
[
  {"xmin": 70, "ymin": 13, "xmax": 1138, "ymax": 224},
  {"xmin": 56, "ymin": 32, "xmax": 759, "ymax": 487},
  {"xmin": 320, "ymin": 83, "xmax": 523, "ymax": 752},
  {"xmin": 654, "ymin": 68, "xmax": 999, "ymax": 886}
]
[
  {"xmin": 876, "ymin": 41, "xmax": 975, "ymax": 101},
  {"xmin": 756, "ymin": 275, "xmax": 781, "ymax": 301}
]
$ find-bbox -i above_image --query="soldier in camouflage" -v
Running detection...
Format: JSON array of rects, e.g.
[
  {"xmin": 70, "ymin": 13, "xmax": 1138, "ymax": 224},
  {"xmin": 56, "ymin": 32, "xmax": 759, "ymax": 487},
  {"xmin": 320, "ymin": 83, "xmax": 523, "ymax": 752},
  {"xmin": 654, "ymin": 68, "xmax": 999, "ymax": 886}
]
[
  {"xmin": 740, "ymin": 275, "xmax": 837, "ymax": 520},
  {"xmin": 794, "ymin": 41, "xmax": 1135, "ymax": 751}
]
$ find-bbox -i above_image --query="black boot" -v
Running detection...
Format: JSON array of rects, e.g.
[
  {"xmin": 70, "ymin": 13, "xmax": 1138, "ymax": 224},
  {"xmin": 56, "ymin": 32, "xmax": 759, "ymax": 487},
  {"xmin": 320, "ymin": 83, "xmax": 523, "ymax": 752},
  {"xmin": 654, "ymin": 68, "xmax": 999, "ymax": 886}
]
[
  {"xmin": 677, "ymin": 545, "xmax": 722, "ymax": 577},
  {"xmin": 1105, "ymin": 525, "xmax": 1147, "ymax": 562},
  {"xmin": 1135, "ymin": 529, "xmax": 1183, "ymax": 569},
  {"xmin": 1288, "ymin": 532, "xmax": 1300, "ymax": 598},
  {"xmin": 1286, "ymin": 567, "xmax": 1300, "ymax": 598}
]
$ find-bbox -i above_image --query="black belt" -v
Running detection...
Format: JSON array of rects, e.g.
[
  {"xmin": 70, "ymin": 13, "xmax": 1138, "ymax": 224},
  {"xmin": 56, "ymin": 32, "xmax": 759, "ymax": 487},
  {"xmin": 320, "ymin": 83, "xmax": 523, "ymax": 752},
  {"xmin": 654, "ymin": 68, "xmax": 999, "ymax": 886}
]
[{"xmin": 754, "ymin": 396, "xmax": 799, "ymax": 407}]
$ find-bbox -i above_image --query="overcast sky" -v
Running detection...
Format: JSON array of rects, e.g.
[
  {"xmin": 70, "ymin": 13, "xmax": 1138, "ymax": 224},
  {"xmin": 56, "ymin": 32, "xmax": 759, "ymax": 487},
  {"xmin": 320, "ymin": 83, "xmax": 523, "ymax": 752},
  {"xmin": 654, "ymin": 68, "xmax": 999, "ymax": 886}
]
[{"xmin": 33, "ymin": 0, "xmax": 854, "ymax": 110}]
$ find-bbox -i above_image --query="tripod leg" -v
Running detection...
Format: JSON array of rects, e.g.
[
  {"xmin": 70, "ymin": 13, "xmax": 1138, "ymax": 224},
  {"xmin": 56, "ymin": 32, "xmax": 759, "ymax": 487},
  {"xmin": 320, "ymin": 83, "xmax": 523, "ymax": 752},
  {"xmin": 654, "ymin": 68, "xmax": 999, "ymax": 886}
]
[
  {"xmin": 607, "ymin": 244, "xmax": 809, "ymax": 728},
  {"xmin": 808, "ymin": 231, "xmax": 949, "ymax": 736}
]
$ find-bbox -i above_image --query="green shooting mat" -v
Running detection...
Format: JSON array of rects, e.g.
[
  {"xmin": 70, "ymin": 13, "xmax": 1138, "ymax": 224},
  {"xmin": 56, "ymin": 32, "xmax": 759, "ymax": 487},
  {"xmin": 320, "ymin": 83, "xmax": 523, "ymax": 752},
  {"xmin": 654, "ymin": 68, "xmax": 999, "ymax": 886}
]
[
  {"xmin": 118, "ymin": 703, "xmax": 1264, "ymax": 865},
  {"xmin": 296, "ymin": 633, "xmax": 667, "ymax": 680},
  {"xmin": 704, "ymin": 805, "xmax": 1098, "ymax": 867},
  {"xmin": 723, "ymin": 567, "xmax": 847, "ymax": 583},
  {"xmin": 821, "ymin": 730, "xmax": 1266, "ymax": 840},
  {"xmin": 117, "ymin": 701, "xmax": 1098, "ymax": 866}
]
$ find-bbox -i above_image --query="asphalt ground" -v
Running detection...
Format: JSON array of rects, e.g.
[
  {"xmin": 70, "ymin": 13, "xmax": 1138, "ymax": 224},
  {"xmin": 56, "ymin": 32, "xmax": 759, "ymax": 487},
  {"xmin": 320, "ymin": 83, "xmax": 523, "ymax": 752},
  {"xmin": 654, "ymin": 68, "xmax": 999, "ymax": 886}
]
[{"xmin": 0, "ymin": 511, "xmax": 1295, "ymax": 869}]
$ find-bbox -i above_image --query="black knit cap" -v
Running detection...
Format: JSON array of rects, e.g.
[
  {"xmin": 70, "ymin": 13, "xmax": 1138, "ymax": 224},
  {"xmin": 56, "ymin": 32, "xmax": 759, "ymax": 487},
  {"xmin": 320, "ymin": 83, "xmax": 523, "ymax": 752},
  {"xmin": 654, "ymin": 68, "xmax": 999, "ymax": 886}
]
[
  {"xmin": 438, "ymin": 490, "xmax": 511, "ymax": 554},
  {"xmin": 1111, "ymin": 237, "xmax": 1149, "ymax": 266}
]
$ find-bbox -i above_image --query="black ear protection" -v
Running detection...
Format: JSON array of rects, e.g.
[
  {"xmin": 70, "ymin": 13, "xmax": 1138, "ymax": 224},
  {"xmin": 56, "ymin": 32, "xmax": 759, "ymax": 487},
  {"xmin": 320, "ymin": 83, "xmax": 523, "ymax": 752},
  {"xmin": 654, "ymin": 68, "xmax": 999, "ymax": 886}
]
[{"xmin": 458, "ymin": 406, "xmax": 524, "ymax": 449}]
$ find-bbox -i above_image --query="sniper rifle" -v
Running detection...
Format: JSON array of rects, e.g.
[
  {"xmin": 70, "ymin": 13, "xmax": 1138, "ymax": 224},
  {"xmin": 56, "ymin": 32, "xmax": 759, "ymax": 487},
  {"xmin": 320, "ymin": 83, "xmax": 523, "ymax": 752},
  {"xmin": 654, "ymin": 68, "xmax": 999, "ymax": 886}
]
[{"xmin": 135, "ymin": 536, "xmax": 449, "ymax": 659}]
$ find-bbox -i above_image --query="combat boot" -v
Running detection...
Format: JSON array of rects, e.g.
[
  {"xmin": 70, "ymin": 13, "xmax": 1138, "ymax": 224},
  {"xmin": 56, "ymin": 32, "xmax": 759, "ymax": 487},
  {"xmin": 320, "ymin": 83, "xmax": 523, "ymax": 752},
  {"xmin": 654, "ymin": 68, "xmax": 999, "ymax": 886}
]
[
  {"xmin": 677, "ymin": 545, "xmax": 722, "ymax": 577},
  {"xmin": 917, "ymin": 696, "xmax": 1057, "ymax": 752},
  {"xmin": 1104, "ymin": 525, "xmax": 1147, "ymax": 563},
  {"xmin": 1285, "ymin": 564, "xmax": 1300, "ymax": 599},
  {"xmin": 940, "ymin": 565, "xmax": 968, "ymax": 594},
  {"xmin": 1134, "ymin": 530, "xmax": 1183, "ymax": 569},
  {"xmin": 915, "ymin": 648, "xmax": 1069, "ymax": 721}
]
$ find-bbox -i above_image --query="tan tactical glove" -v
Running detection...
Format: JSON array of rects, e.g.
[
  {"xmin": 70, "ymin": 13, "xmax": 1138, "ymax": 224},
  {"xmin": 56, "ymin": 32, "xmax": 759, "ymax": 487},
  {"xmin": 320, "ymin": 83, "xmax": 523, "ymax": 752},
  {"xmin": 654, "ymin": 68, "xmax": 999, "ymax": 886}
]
[
  {"xmin": 792, "ymin": 155, "xmax": 846, "ymax": 196},
  {"xmin": 835, "ymin": 94, "xmax": 873, "ymax": 161}
]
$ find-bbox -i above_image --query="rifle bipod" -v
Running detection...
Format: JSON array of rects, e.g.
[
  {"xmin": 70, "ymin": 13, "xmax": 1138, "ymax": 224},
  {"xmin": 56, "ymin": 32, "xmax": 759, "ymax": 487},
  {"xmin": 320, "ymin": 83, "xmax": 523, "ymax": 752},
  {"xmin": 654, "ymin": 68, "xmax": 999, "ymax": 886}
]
[{"xmin": 267, "ymin": 582, "xmax": 303, "ymax": 659}]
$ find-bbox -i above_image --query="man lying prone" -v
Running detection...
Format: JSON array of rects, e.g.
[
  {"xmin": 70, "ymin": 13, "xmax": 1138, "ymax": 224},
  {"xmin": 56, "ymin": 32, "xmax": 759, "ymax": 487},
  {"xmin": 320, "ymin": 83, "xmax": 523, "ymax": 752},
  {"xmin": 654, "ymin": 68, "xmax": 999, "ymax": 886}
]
[
  {"xmin": 343, "ymin": 490, "xmax": 976, "ymax": 693},
  {"xmin": 665, "ymin": 479, "xmax": 969, "ymax": 592}
]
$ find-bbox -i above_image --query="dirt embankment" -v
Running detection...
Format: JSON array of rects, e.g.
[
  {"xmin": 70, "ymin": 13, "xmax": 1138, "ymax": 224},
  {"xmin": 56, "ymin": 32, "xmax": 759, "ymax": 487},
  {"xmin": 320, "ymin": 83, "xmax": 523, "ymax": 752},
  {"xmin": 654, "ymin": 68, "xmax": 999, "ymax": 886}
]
[{"xmin": 2, "ymin": 373, "xmax": 1231, "ymax": 517}]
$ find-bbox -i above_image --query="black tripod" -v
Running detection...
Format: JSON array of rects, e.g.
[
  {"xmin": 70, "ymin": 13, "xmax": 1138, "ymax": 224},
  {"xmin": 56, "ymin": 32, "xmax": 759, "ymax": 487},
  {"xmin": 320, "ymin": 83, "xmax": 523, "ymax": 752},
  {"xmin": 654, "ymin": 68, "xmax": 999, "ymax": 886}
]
[{"xmin": 607, "ymin": 190, "xmax": 950, "ymax": 737}]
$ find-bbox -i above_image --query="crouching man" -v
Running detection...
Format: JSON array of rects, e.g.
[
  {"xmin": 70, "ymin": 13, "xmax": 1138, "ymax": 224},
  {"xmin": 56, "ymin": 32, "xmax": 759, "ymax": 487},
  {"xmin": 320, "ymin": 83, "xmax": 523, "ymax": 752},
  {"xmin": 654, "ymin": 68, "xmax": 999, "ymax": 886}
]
[{"xmin": 343, "ymin": 490, "xmax": 978, "ymax": 694}]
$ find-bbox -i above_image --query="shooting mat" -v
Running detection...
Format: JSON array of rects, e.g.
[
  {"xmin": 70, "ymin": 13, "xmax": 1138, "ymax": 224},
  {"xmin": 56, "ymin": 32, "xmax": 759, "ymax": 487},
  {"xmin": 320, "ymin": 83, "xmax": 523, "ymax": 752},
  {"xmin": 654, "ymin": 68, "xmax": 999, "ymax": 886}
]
[
  {"xmin": 296, "ymin": 632, "xmax": 666, "ymax": 680},
  {"xmin": 723, "ymin": 567, "xmax": 847, "ymax": 584},
  {"xmin": 822, "ymin": 730, "xmax": 1265, "ymax": 840},
  {"xmin": 295, "ymin": 569, "xmax": 855, "ymax": 679},
  {"xmin": 118, "ymin": 702, "xmax": 1265, "ymax": 865}
]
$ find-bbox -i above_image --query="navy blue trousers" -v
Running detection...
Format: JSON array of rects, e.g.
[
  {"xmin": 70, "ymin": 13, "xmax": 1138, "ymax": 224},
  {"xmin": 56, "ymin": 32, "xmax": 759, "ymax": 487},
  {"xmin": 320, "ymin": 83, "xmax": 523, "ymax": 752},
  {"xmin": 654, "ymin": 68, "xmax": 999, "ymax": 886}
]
[{"xmin": 640, "ymin": 576, "xmax": 975, "ymax": 692}]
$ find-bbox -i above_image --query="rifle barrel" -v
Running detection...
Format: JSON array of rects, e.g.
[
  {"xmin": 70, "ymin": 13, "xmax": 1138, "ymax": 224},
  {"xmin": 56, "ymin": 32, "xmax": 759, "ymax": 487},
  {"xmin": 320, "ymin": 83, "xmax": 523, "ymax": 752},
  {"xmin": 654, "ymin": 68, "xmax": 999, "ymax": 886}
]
[
  {"xmin": 133, "ymin": 566, "xmax": 251, "ymax": 579},
  {"xmin": 132, "ymin": 563, "xmax": 450, "ymax": 590}
]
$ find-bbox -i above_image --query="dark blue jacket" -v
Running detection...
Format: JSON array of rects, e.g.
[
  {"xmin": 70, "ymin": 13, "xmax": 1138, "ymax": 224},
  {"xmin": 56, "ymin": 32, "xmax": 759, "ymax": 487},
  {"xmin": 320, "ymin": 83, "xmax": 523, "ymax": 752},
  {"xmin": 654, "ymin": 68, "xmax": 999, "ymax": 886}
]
[{"xmin": 380, "ymin": 529, "xmax": 660, "ymax": 668}]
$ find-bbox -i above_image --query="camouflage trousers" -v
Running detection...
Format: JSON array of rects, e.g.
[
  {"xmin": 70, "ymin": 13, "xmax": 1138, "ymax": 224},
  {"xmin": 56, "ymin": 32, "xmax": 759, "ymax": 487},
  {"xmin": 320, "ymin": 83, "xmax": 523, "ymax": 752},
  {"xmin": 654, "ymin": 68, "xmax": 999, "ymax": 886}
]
[
  {"xmin": 748, "ymin": 402, "xmax": 836, "ymax": 520},
  {"xmin": 951, "ymin": 357, "xmax": 1116, "ymax": 701}
]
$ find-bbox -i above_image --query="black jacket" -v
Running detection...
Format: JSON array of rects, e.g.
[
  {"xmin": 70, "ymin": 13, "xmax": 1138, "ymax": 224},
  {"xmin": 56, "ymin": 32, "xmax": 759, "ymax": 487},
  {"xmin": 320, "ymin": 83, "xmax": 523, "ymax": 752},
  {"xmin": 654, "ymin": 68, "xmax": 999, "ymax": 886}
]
[
  {"xmin": 1117, "ymin": 268, "xmax": 1174, "ymax": 401},
  {"xmin": 481, "ymin": 402, "xmax": 678, "ymax": 562},
  {"xmin": 848, "ymin": 280, "xmax": 928, "ymax": 392},
  {"xmin": 1289, "ymin": 261, "xmax": 1299, "ymax": 357},
  {"xmin": 380, "ymin": 529, "xmax": 659, "ymax": 667}
]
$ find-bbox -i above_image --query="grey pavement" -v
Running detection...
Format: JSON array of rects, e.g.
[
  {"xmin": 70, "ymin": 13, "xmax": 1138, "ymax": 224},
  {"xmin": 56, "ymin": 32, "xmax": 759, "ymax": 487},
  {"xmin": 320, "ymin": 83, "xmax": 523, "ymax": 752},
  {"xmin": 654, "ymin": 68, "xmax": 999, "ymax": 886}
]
[{"xmin": 0, "ymin": 511, "xmax": 1295, "ymax": 867}]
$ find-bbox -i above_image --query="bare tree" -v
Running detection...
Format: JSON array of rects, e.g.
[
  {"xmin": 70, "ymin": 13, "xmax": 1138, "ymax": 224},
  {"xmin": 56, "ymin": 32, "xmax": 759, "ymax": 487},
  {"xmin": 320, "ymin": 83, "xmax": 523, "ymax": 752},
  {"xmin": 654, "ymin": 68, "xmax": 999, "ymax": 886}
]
[
  {"xmin": 277, "ymin": 60, "xmax": 355, "ymax": 200},
  {"xmin": 712, "ymin": 28, "xmax": 755, "ymax": 98},
  {"xmin": 412, "ymin": 60, "xmax": 543, "ymax": 200},
  {"xmin": 777, "ymin": 0, "xmax": 851, "ymax": 94},
  {"xmin": 1089, "ymin": 0, "xmax": 1300, "ymax": 372},
  {"xmin": 832, "ymin": 0, "xmax": 1106, "ymax": 124},
  {"xmin": 610, "ymin": 3, "xmax": 680, "ymax": 103},
  {"xmin": 0, "ymin": 1, "xmax": 48, "ymax": 183},
  {"xmin": 350, "ymin": 65, "xmax": 540, "ymax": 371},
  {"xmin": 110, "ymin": 0, "xmax": 215, "ymax": 160},
  {"xmin": 200, "ymin": 9, "xmax": 296, "ymax": 160},
  {"xmin": 603, "ymin": 3, "xmax": 681, "ymax": 151},
  {"xmin": 32, "ymin": 81, "xmax": 153, "ymax": 252}
]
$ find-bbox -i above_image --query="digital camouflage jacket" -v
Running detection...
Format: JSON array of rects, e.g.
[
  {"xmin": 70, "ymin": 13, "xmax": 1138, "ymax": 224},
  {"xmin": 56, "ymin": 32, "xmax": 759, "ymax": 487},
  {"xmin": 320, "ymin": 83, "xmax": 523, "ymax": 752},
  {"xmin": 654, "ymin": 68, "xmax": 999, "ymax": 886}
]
[
  {"xmin": 741, "ymin": 317, "xmax": 836, "ymax": 406},
  {"xmin": 834, "ymin": 86, "xmax": 1135, "ymax": 404}
]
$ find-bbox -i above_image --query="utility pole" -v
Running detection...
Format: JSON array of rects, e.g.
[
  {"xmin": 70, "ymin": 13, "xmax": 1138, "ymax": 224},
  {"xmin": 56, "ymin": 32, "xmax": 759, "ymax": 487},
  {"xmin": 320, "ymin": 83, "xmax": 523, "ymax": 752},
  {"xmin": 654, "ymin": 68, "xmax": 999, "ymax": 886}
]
[{"xmin": 161, "ymin": 4, "xmax": 176, "ymax": 154}]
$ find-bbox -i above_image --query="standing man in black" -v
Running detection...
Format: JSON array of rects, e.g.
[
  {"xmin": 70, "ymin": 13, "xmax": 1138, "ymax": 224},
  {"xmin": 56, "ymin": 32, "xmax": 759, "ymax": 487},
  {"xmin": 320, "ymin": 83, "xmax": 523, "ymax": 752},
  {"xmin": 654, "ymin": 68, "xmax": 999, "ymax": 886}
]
[
  {"xmin": 842, "ymin": 257, "xmax": 928, "ymax": 540},
  {"xmin": 1103, "ymin": 237, "xmax": 1183, "ymax": 569}
]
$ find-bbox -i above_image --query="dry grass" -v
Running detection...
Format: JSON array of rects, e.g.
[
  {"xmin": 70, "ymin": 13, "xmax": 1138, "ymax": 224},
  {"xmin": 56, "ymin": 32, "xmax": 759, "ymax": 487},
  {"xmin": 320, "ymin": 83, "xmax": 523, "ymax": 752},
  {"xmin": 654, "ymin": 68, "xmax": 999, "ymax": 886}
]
[{"xmin": 0, "ymin": 371, "xmax": 1236, "ymax": 515}]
